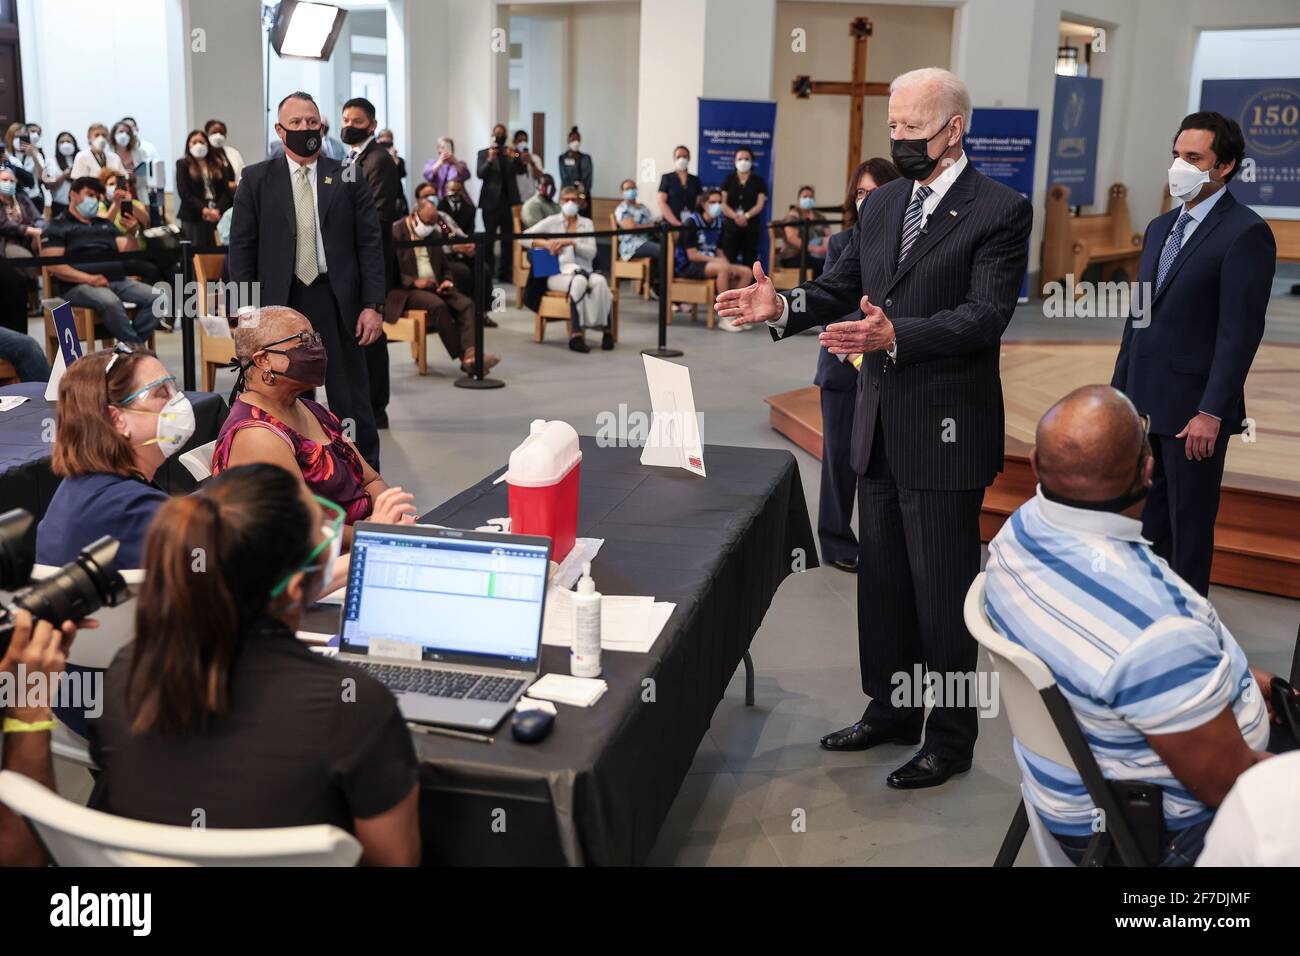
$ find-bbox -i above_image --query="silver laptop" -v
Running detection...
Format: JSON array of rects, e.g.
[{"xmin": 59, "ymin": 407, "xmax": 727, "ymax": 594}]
[{"xmin": 338, "ymin": 523, "xmax": 551, "ymax": 732}]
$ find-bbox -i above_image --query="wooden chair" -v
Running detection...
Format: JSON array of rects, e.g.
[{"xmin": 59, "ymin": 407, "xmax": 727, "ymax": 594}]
[
  {"xmin": 511, "ymin": 205, "xmax": 529, "ymax": 307},
  {"xmin": 766, "ymin": 220, "xmax": 802, "ymax": 290},
  {"xmin": 382, "ymin": 309, "xmax": 429, "ymax": 376},
  {"xmin": 665, "ymin": 232, "xmax": 715, "ymax": 329},
  {"xmin": 533, "ymin": 272, "xmax": 620, "ymax": 346},
  {"xmin": 192, "ymin": 253, "xmax": 235, "ymax": 392},
  {"xmin": 0, "ymin": 360, "xmax": 18, "ymax": 385},
  {"xmin": 609, "ymin": 213, "xmax": 652, "ymax": 299},
  {"xmin": 1040, "ymin": 182, "xmax": 1142, "ymax": 294},
  {"xmin": 38, "ymin": 237, "xmax": 155, "ymax": 363}
]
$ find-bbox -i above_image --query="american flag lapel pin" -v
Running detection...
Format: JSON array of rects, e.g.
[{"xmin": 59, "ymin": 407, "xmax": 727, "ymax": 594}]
[{"xmin": 949, "ymin": 209, "xmax": 958, "ymax": 217}]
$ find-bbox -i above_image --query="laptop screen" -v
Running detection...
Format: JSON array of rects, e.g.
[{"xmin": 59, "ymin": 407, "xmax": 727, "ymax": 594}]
[{"xmin": 340, "ymin": 526, "xmax": 549, "ymax": 670}]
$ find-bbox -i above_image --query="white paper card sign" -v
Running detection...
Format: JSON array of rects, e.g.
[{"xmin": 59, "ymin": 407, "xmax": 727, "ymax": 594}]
[
  {"xmin": 44, "ymin": 302, "xmax": 84, "ymax": 401},
  {"xmin": 640, "ymin": 354, "xmax": 705, "ymax": 477}
]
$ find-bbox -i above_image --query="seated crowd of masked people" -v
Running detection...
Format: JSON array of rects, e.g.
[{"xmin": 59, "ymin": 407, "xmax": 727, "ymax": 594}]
[{"xmin": 0, "ymin": 307, "xmax": 427, "ymax": 867}]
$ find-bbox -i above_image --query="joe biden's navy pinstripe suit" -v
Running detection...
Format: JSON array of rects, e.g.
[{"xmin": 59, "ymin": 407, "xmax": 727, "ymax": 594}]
[{"xmin": 778, "ymin": 161, "xmax": 1031, "ymax": 760}]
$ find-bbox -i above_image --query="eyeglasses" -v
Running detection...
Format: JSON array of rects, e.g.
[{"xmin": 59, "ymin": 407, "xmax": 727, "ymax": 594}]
[
  {"xmin": 104, "ymin": 341, "xmax": 136, "ymax": 377},
  {"xmin": 270, "ymin": 495, "xmax": 346, "ymax": 598},
  {"xmin": 260, "ymin": 330, "xmax": 323, "ymax": 353},
  {"xmin": 115, "ymin": 375, "xmax": 179, "ymax": 407}
]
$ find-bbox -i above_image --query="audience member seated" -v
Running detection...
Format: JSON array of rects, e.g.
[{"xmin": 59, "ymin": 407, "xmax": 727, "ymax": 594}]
[
  {"xmin": 521, "ymin": 173, "xmax": 559, "ymax": 230},
  {"xmin": 42, "ymin": 177, "xmax": 164, "ymax": 345},
  {"xmin": 777, "ymin": 184, "xmax": 829, "ymax": 279},
  {"xmin": 614, "ymin": 178, "xmax": 659, "ymax": 266},
  {"xmin": 677, "ymin": 189, "xmax": 751, "ymax": 331},
  {"xmin": 175, "ymin": 128, "xmax": 232, "ymax": 246},
  {"xmin": 0, "ymin": 325, "xmax": 49, "ymax": 381},
  {"xmin": 0, "ymin": 610, "xmax": 81, "ymax": 867},
  {"xmin": 86, "ymin": 463, "xmax": 421, "ymax": 865},
  {"xmin": 423, "ymin": 136, "xmax": 471, "ymax": 200},
  {"xmin": 0, "ymin": 166, "xmax": 43, "ymax": 259},
  {"xmin": 1198, "ymin": 750, "xmax": 1300, "ymax": 865},
  {"xmin": 984, "ymin": 385, "xmax": 1285, "ymax": 866},
  {"xmin": 43, "ymin": 131, "xmax": 78, "ymax": 219},
  {"xmin": 439, "ymin": 177, "xmax": 477, "ymax": 237},
  {"xmin": 70, "ymin": 123, "xmax": 126, "ymax": 179},
  {"xmin": 524, "ymin": 185, "xmax": 614, "ymax": 354},
  {"xmin": 204, "ymin": 117, "xmax": 244, "ymax": 185},
  {"xmin": 413, "ymin": 182, "xmax": 475, "ymax": 295},
  {"xmin": 389, "ymin": 199, "xmax": 499, "ymax": 375},
  {"xmin": 213, "ymin": 306, "xmax": 418, "ymax": 533},
  {"xmin": 657, "ymin": 144, "xmax": 702, "ymax": 228}
]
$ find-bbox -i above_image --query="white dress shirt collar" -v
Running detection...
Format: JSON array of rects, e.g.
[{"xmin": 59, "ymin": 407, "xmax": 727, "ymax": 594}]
[
  {"xmin": 1181, "ymin": 181, "xmax": 1227, "ymax": 223},
  {"xmin": 1033, "ymin": 486, "xmax": 1147, "ymax": 542},
  {"xmin": 912, "ymin": 151, "xmax": 968, "ymax": 203}
]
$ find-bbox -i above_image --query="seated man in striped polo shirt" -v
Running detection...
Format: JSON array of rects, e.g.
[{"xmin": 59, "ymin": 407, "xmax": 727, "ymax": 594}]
[{"xmin": 985, "ymin": 385, "xmax": 1280, "ymax": 866}]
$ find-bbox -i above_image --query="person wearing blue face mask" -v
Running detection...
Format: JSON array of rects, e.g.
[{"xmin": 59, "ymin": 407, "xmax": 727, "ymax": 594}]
[
  {"xmin": 614, "ymin": 178, "xmax": 659, "ymax": 282},
  {"xmin": 777, "ymin": 184, "xmax": 829, "ymax": 279},
  {"xmin": 0, "ymin": 167, "xmax": 43, "ymax": 259},
  {"xmin": 42, "ymin": 177, "xmax": 165, "ymax": 345},
  {"xmin": 676, "ymin": 188, "xmax": 752, "ymax": 331}
]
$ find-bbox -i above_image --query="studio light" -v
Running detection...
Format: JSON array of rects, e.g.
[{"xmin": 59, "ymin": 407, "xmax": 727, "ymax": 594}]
[{"xmin": 269, "ymin": 1, "xmax": 347, "ymax": 61}]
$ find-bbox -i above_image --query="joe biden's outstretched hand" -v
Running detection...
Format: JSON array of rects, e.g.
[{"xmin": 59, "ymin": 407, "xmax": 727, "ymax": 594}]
[{"xmin": 715, "ymin": 261, "xmax": 781, "ymax": 326}]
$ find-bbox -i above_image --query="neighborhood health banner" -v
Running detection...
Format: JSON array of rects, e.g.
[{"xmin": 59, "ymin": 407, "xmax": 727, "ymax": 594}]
[
  {"xmin": 1048, "ymin": 75, "xmax": 1102, "ymax": 207},
  {"xmin": 1199, "ymin": 78, "xmax": 1300, "ymax": 208},
  {"xmin": 966, "ymin": 107, "xmax": 1037, "ymax": 300},
  {"xmin": 698, "ymin": 98, "xmax": 778, "ymax": 269}
]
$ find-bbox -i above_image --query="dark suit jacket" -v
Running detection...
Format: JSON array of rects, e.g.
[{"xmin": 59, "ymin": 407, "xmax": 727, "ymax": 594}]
[
  {"xmin": 814, "ymin": 226, "xmax": 863, "ymax": 392},
  {"xmin": 354, "ymin": 138, "xmax": 402, "ymax": 287},
  {"xmin": 228, "ymin": 155, "xmax": 386, "ymax": 327},
  {"xmin": 780, "ymin": 163, "xmax": 1031, "ymax": 489},
  {"xmin": 476, "ymin": 147, "xmax": 524, "ymax": 210},
  {"xmin": 385, "ymin": 218, "xmax": 459, "ymax": 317},
  {"xmin": 1111, "ymin": 189, "xmax": 1274, "ymax": 437}
]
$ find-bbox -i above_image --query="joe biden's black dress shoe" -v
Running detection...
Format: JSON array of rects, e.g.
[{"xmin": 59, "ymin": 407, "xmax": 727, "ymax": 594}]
[
  {"xmin": 820, "ymin": 721, "xmax": 921, "ymax": 752},
  {"xmin": 886, "ymin": 751, "xmax": 972, "ymax": 789}
]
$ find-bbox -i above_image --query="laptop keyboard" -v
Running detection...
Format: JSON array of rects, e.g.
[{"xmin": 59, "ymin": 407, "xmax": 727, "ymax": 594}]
[{"xmin": 350, "ymin": 661, "xmax": 525, "ymax": 703}]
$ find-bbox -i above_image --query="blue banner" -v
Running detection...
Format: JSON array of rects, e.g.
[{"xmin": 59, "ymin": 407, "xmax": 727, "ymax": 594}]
[
  {"xmin": 698, "ymin": 98, "xmax": 778, "ymax": 269},
  {"xmin": 967, "ymin": 107, "xmax": 1038, "ymax": 299},
  {"xmin": 1199, "ymin": 78, "xmax": 1300, "ymax": 208},
  {"xmin": 1047, "ymin": 75, "xmax": 1102, "ymax": 207}
]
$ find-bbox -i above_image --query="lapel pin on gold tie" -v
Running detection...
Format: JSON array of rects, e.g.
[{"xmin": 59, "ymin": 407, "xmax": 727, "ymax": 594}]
[{"xmin": 949, "ymin": 209, "xmax": 958, "ymax": 217}]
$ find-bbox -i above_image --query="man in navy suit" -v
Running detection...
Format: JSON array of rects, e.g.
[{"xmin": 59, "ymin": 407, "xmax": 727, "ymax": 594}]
[
  {"xmin": 1111, "ymin": 112, "xmax": 1275, "ymax": 596},
  {"xmin": 230, "ymin": 91, "xmax": 386, "ymax": 469},
  {"xmin": 719, "ymin": 68, "xmax": 1031, "ymax": 789}
]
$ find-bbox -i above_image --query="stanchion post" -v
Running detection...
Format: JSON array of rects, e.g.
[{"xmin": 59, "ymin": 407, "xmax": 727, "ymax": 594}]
[
  {"xmin": 178, "ymin": 239, "xmax": 196, "ymax": 392},
  {"xmin": 453, "ymin": 231, "xmax": 505, "ymax": 390},
  {"xmin": 798, "ymin": 217, "xmax": 809, "ymax": 285},
  {"xmin": 642, "ymin": 221, "xmax": 682, "ymax": 359}
]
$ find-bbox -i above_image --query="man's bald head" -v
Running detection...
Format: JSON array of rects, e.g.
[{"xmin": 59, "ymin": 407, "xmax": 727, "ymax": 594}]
[{"xmin": 1033, "ymin": 385, "xmax": 1150, "ymax": 505}]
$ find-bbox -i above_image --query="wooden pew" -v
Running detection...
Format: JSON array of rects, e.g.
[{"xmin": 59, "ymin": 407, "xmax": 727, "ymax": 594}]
[{"xmin": 1040, "ymin": 182, "xmax": 1142, "ymax": 295}]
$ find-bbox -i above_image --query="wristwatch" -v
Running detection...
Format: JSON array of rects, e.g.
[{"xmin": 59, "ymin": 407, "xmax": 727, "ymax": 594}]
[{"xmin": 365, "ymin": 303, "xmax": 385, "ymax": 317}]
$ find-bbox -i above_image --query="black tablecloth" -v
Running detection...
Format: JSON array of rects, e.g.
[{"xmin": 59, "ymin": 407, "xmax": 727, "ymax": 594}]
[
  {"xmin": 392, "ymin": 438, "xmax": 814, "ymax": 865},
  {"xmin": 0, "ymin": 382, "xmax": 229, "ymax": 518}
]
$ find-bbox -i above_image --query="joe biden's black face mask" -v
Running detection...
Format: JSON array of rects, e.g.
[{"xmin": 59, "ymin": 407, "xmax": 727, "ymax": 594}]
[{"xmin": 890, "ymin": 117, "xmax": 955, "ymax": 181}]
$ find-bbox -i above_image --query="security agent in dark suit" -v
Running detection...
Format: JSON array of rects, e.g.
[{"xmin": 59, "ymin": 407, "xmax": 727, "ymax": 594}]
[
  {"xmin": 341, "ymin": 96, "xmax": 403, "ymax": 431},
  {"xmin": 1111, "ymin": 112, "xmax": 1275, "ymax": 597},
  {"xmin": 817, "ymin": 158, "xmax": 902, "ymax": 572},
  {"xmin": 719, "ymin": 68, "xmax": 1031, "ymax": 789},
  {"xmin": 229, "ymin": 90, "xmax": 386, "ymax": 470},
  {"xmin": 477, "ymin": 123, "xmax": 525, "ymax": 284}
]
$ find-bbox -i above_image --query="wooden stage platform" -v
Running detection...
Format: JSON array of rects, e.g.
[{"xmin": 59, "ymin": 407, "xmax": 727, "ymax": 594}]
[{"xmin": 766, "ymin": 341, "xmax": 1300, "ymax": 598}]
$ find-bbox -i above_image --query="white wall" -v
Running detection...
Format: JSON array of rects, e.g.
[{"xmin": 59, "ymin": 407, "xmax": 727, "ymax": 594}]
[
  {"xmin": 509, "ymin": 11, "xmax": 568, "ymax": 172},
  {"xmin": 184, "ymin": 0, "xmax": 263, "ymax": 166},
  {"xmin": 1189, "ymin": 26, "xmax": 1300, "ymax": 111},
  {"xmin": 569, "ymin": 1, "xmax": 640, "ymax": 195},
  {"xmin": 634, "ymin": 0, "xmax": 707, "ymax": 198}
]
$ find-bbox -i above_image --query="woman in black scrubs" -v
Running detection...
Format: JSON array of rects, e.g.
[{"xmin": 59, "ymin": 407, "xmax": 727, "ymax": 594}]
[
  {"xmin": 656, "ymin": 144, "xmax": 702, "ymax": 228},
  {"xmin": 719, "ymin": 147, "xmax": 767, "ymax": 267}
]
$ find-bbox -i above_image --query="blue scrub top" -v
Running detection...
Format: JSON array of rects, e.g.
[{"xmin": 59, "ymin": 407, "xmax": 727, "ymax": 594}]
[{"xmin": 36, "ymin": 473, "xmax": 169, "ymax": 570}]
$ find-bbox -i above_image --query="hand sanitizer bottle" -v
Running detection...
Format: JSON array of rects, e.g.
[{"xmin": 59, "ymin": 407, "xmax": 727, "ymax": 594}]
[{"xmin": 571, "ymin": 561, "xmax": 602, "ymax": 678}]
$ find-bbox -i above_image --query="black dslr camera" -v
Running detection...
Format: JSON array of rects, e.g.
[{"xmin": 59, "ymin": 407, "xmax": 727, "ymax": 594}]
[{"xmin": 0, "ymin": 508, "xmax": 130, "ymax": 658}]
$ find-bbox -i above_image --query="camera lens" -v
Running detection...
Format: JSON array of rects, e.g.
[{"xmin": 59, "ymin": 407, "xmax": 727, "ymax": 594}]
[{"xmin": 0, "ymin": 509, "xmax": 35, "ymax": 591}]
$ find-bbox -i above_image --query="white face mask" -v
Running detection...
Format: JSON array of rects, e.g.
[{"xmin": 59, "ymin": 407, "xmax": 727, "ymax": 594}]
[
  {"xmin": 27, "ymin": 132, "xmax": 39, "ymax": 145},
  {"xmin": 561, "ymin": 200, "xmax": 579, "ymax": 218},
  {"xmin": 58, "ymin": 141, "xmax": 75, "ymax": 157},
  {"xmin": 136, "ymin": 393, "xmax": 197, "ymax": 458},
  {"xmin": 189, "ymin": 143, "xmax": 209, "ymax": 160},
  {"xmin": 208, "ymin": 132, "xmax": 226, "ymax": 148},
  {"xmin": 92, "ymin": 136, "xmax": 109, "ymax": 152},
  {"xmin": 1168, "ymin": 156, "xmax": 1211, "ymax": 203},
  {"xmin": 106, "ymin": 184, "xmax": 117, "ymax": 200},
  {"xmin": 674, "ymin": 156, "xmax": 689, "ymax": 172},
  {"xmin": 569, "ymin": 140, "xmax": 581, "ymax": 152},
  {"xmin": 413, "ymin": 219, "xmax": 435, "ymax": 238},
  {"xmin": 114, "ymin": 131, "xmax": 131, "ymax": 148},
  {"xmin": 735, "ymin": 159, "xmax": 752, "ymax": 173}
]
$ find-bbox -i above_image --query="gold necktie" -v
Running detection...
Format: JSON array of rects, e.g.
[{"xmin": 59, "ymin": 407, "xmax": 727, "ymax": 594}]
[{"xmin": 293, "ymin": 164, "xmax": 320, "ymax": 285}]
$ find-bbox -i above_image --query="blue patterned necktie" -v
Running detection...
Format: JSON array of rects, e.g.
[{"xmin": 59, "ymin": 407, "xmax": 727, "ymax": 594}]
[
  {"xmin": 897, "ymin": 185, "xmax": 933, "ymax": 264},
  {"xmin": 1155, "ymin": 210, "xmax": 1193, "ymax": 292}
]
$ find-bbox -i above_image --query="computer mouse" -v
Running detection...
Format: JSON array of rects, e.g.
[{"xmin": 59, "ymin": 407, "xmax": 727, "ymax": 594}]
[{"xmin": 511, "ymin": 709, "xmax": 555, "ymax": 744}]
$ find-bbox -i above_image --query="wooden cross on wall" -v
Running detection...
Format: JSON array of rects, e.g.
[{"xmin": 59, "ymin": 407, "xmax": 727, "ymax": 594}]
[{"xmin": 792, "ymin": 17, "xmax": 890, "ymax": 183}]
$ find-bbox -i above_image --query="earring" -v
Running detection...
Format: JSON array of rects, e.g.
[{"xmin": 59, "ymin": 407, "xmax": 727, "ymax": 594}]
[{"xmin": 261, "ymin": 368, "xmax": 278, "ymax": 386}]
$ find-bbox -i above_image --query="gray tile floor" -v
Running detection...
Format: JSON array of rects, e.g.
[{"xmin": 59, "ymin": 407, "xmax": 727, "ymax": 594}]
[{"xmin": 106, "ymin": 267, "xmax": 1300, "ymax": 867}]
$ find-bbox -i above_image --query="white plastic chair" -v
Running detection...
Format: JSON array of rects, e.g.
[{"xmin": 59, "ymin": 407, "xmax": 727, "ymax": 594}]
[
  {"xmin": 0, "ymin": 771, "xmax": 362, "ymax": 866},
  {"xmin": 178, "ymin": 439, "xmax": 218, "ymax": 482},
  {"xmin": 965, "ymin": 572, "xmax": 1147, "ymax": 866}
]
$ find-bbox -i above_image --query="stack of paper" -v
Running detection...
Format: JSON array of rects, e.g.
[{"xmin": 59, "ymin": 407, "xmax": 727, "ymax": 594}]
[
  {"xmin": 542, "ymin": 588, "xmax": 674, "ymax": 654},
  {"xmin": 527, "ymin": 673, "xmax": 607, "ymax": 708}
]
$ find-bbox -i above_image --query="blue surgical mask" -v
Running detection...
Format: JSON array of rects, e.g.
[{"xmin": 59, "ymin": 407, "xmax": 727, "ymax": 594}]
[
  {"xmin": 0, "ymin": 181, "xmax": 14, "ymax": 197},
  {"xmin": 799, "ymin": 195, "xmax": 815, "ymax": 210},
  {"xmin": 76, "ymin": 195, "xmax": 100, "ymax": 217},
  {"xmin": 707, "ymin": 202, "xmax": 723, "ymax": 219},
  {"xmin": 623, "ymin": 187, "xmax": 637, "ymax": 201}
]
